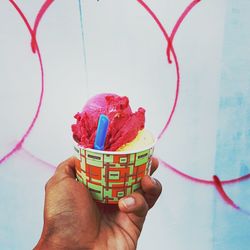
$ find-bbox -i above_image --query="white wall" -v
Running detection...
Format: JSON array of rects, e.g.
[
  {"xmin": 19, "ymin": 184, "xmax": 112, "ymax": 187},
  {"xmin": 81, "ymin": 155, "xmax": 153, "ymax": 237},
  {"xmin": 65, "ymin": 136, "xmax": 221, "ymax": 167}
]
[{"xmin": 0, "ymin": 1, "xmax": 249, "ymax": 249}]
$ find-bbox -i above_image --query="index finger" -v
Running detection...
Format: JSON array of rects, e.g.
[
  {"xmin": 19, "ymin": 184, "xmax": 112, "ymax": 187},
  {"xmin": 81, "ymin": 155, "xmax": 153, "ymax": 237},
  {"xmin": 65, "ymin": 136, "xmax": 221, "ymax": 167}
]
[{"xmin": 55, "ymin": 156, "xmax": 77, "ymax": 179}]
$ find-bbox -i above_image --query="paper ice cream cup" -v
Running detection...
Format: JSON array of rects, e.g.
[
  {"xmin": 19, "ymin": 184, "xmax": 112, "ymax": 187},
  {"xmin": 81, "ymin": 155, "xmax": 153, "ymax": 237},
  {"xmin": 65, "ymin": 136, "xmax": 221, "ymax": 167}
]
[{"xmin": 74, "ymin": 142, "xmax": 155, "ymax": 204}]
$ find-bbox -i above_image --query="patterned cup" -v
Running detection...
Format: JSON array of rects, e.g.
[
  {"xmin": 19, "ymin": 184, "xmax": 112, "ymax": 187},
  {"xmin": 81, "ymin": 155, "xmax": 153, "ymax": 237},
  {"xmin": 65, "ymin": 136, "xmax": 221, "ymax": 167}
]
[{"xmin": 74, "ymin": 143, "xmax": 155, "ymax": 204}]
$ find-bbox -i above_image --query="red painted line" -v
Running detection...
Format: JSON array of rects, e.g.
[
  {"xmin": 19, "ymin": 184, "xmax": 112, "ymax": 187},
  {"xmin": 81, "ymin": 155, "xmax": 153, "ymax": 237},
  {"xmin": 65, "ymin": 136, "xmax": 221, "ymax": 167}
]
[
  {"xmin": 213, "ymin": 175, "xmax": 240, "ymax": 210},
  {"xmin": 166, "ymin": 0, "xmax": 201, "ymax": 62},
  {"xmin": 0, "ymin": 0, "xmax": 54, "ymax": 164},
  {"xmin": 31, "ymin": 0, "xmax": 55, "ymax": 52},
  {"xmin": 137, "ymin": 0, "xmax": 180, "ymax": 140}
]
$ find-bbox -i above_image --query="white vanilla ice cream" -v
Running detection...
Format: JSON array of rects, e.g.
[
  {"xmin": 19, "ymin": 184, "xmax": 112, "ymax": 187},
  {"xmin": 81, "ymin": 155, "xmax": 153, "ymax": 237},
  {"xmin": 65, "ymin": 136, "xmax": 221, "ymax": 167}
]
[{"xmin": 117, "ymin": 129, "xmax": 155, "ymax": 152}]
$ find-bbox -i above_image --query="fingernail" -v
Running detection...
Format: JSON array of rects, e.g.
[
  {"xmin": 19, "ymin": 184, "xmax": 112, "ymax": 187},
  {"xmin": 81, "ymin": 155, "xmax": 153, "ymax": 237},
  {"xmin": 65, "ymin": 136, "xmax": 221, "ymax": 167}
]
[{"xmin": 121, "ymin": 197, "xmax": 135, "ymax": 208}]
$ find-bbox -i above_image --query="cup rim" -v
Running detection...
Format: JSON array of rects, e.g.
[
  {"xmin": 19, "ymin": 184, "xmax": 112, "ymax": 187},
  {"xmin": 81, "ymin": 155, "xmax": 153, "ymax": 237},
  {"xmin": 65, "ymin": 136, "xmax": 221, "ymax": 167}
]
[{"xmin": 74, "ymin": 139, "xmax": 157, "ymax": 155}]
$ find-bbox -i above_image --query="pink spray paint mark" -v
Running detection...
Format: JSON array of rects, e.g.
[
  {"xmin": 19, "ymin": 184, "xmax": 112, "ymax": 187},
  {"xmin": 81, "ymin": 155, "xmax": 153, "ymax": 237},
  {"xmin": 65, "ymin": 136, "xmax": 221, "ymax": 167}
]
[
  {"xmin": 31, "ymin": 0, "xmax": 54, "ymax": 53},
  {"xmin": 166, "ymin": 0, "xmax": 201, "ymax": 63},
  {"xmin": 159, "ymin": 159, "xmax": 250, "ymax": 186},
  {"xmin": 21, "ymin": 148, "xmax": 56, "ymax": 171},
  {"xmin": 137, "ymin": 0, "xmax": 180, "ymax": 141},
  {"xmin": 137, "ymin": 0, "xmax": 201, "ymax": 140},
  {"xmin": 160, "ymin": 158, "xmax": 250, "ymax": 212},
  {"xmin": 213, "ymin": 175, "xmax": 240, "ymax": 210},
  {"xmin": 159, "ymin": 159, "xmax": 214, "ymax": 185},
  {"xmin": 0, "ymin": 0, "xmax": 54, "ymax": 165},
  {"xmin": 138, "ymin": 0, "xmax": 249, "ymax": 213}
]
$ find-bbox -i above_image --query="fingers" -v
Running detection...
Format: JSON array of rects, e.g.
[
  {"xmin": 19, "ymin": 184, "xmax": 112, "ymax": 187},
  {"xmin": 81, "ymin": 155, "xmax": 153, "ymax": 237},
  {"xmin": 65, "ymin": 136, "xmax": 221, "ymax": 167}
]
[
  {"xmin": 118, "ymin": 192, "xmax": 149, "ymax": 218},
  {"xmin": 150, "ymin": 157, "xmax": 159, "ymax": 175},
  {"xmin": 141, "ymin": 175, "xmax": 162, "ymax": 209},
  {"xmin": 118, "ymin": 157, "xmax": 161, "ymax": 217}
]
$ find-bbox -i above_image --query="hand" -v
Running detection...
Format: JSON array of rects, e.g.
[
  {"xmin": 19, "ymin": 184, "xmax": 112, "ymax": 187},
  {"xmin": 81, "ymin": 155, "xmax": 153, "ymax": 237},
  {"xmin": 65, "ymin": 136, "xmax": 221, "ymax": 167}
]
[{"xmin": 34, "ymin": 156, "xmax": 162, "ymax": 250}]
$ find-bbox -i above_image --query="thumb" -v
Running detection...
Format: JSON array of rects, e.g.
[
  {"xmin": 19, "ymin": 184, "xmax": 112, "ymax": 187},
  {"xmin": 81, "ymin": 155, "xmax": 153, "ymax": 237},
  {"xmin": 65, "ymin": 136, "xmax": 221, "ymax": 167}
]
[
  {"xmin": 46, "ymin": 157, "xmax": 99, "ymax": 219},
  {"xmin": 54, "ymin": 157, "xmax": 96, "ymax": 206},
  {"xmin": 118, "ymin": 192, "xmax": 149, "ymax": 218}
]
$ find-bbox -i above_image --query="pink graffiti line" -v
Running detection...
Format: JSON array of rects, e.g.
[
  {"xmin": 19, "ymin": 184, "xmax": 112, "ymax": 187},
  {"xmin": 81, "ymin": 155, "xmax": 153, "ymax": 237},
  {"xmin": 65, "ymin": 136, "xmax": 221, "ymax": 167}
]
[
  {"xmin": 160, "ymin": 158, "xmax": 250, "ymax": 213},
  {"xmin": 137, "ymin": 0, "xmax": 180, "ymax": 141},
  {"xmin": 138, "ymin": 0, "xmax": 250, "ymax": 213},
  {"xmin": 31, "ymin": 0, "xmax": 55, "ymax": 53},
  {"xmin": 159, "ymin": 159, "xmax": 250, "ymax": 186},
  {"xmin": 213, "ymin": 175, "xmax": 240, "ymax": 210},
  {"xmin": 0, "ymin": 0, "xmax": 54, "ymax": 165},
  {"xmin": 137, "ymin": 0, "xmax": 202, "ymax": 140},
  {"xmin": 21, "ymin": 147, "xmax": 56, "ymax": 171},
  {"xmin": 166, "ymin": 0, "xmax": 201, "ymax": 63}
]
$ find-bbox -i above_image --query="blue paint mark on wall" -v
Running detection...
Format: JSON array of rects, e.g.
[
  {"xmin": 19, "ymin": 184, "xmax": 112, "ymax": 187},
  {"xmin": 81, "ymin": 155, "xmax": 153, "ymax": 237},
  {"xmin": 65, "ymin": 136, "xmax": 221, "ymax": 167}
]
[
  {"xmin": 214, "ymin": 0, "xmax": 250, "ymax": 249},
  {"xmin": 215, "ymin": 1, "xmax": 250, "ymax": 179}
]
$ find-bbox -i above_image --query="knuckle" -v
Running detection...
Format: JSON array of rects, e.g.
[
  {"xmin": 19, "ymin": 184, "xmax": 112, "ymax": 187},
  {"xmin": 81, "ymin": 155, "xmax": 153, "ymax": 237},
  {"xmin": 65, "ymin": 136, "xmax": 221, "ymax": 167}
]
[{"xmin": 45, "ymin": 177, "xmax": 54, "ymax": 191}]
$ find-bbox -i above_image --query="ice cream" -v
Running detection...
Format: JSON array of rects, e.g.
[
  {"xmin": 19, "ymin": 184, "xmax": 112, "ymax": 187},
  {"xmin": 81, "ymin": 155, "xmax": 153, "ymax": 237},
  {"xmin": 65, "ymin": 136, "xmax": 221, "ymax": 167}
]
[
  {"xmin": 72, "ymin": 93, "xmax": 154, "ymax": 151},
  {"xmin": 117, "ymin": 129, "xmax": 154, "ymax": 152},
  {"xmin": 72, "ymin": 93, "xmax": 155, "ymax": 204}
]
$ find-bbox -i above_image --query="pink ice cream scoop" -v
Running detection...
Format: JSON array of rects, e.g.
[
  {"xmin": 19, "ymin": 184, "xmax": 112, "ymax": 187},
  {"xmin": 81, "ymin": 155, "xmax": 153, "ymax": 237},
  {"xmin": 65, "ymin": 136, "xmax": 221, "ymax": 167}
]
[{"xmin": 71, "ymin": 93, "xmax": 145, "ymax": 151}]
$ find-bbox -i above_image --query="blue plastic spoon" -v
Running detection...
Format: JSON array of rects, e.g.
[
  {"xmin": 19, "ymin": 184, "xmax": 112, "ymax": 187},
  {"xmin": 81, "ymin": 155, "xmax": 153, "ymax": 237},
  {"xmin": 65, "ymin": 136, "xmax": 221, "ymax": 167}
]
[{"xmin": 94, "ymin": 114, "xmax": 109, "ymax": 150}]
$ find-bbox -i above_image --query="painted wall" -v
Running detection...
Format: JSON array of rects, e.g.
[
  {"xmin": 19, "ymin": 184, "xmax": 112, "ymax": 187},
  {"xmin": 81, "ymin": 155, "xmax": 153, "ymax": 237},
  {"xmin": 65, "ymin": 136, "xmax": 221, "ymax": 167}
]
[{"xmin": 0, "ymin": 0, "xmax": 249, "ymax": 249}]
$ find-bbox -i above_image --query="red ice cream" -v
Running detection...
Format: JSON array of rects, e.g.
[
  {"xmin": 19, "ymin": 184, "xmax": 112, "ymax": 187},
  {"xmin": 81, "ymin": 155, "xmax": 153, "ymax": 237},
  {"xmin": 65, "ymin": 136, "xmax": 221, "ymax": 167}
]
[{"xmin": 72, "ymin": 93, "xmax": 145, "ymax": 151}]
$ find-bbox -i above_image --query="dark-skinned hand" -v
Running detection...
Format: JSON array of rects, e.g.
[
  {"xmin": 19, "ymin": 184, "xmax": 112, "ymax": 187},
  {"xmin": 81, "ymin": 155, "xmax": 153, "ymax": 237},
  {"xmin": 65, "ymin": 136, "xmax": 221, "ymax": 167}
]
[{"xmin": 34, "ymin": 157, "xmax": 162, "ymax": 250}]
